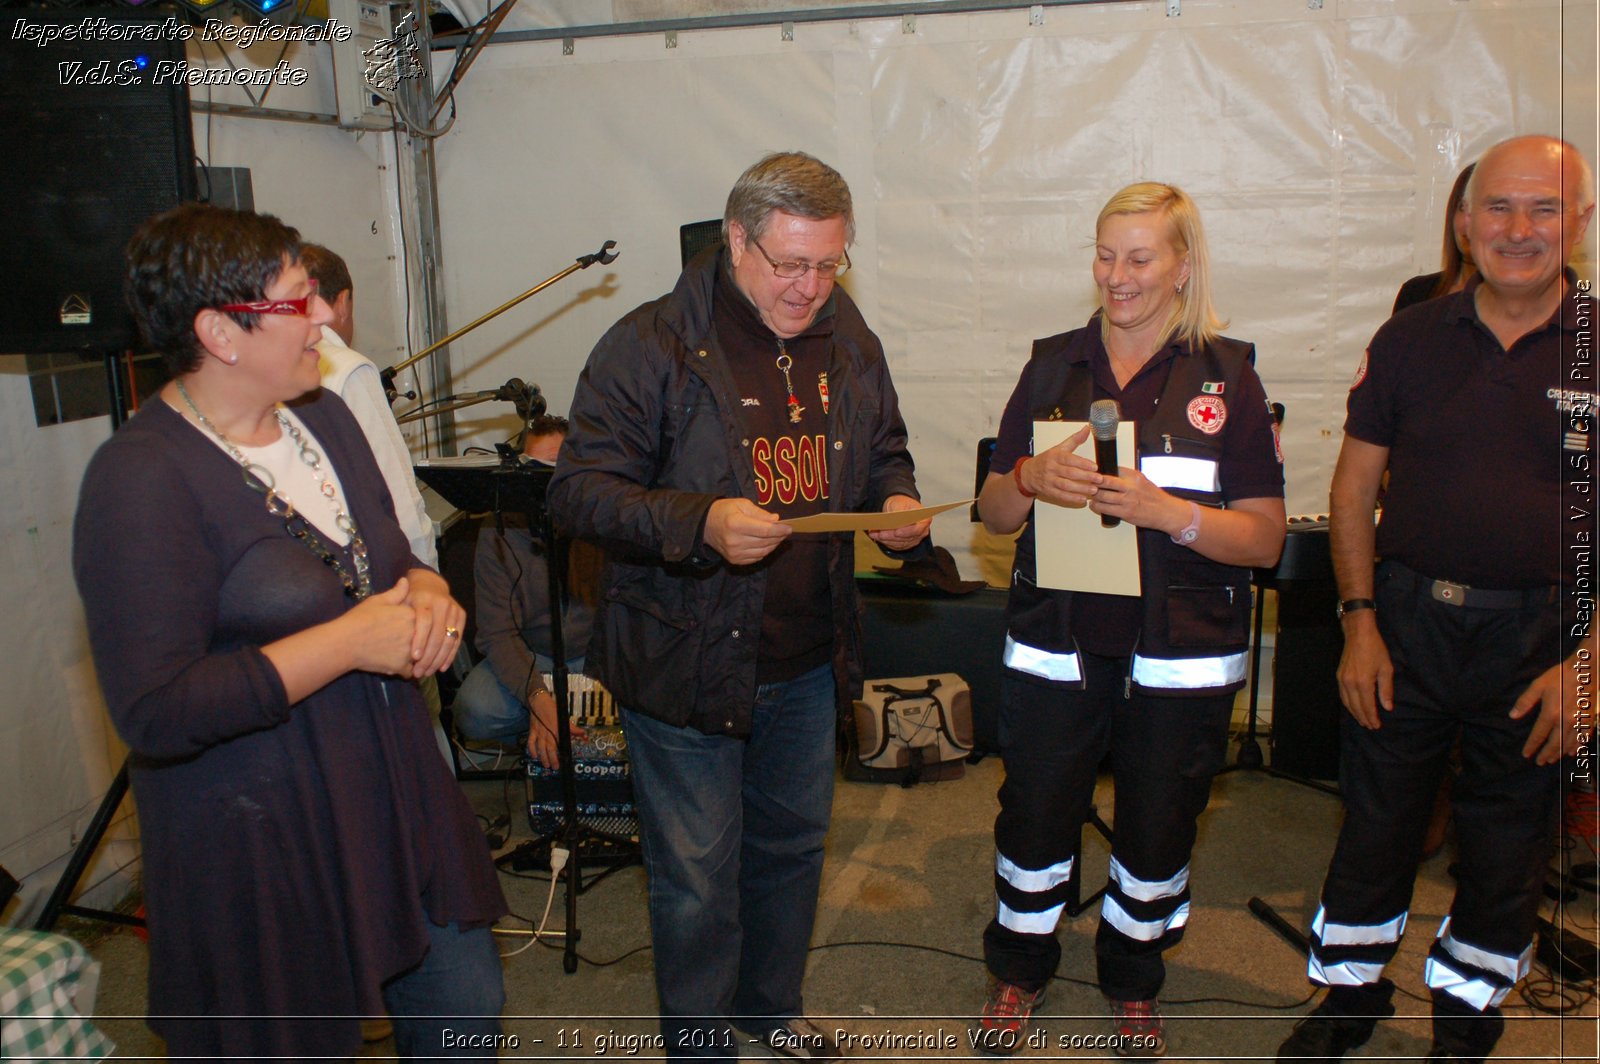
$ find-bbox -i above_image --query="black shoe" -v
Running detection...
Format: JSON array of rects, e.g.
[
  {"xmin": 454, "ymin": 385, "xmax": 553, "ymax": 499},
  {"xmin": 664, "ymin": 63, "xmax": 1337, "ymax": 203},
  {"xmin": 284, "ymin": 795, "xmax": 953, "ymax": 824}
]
[
  {"xmin": 1426, "ymin": 1046, "xmax": 1483, "ymax": 1064},
  {"xmin": 1276, "ymin": 988, "xmax": 1395, "ymax": 1062}
]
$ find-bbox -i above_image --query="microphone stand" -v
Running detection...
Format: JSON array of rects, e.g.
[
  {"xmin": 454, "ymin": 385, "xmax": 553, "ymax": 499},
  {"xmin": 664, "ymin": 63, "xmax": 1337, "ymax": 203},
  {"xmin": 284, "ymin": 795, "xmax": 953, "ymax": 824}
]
[
  {"xmin": 380, "ymin": 240, "xmax": 618, "ymax": 406},
  {"xmin": 413, "ymin": 452, "xmax": 638, "ymax": 976},
  {"xmin": 395, "ymin": 386, "xmax": 543, "ymax": 427}
]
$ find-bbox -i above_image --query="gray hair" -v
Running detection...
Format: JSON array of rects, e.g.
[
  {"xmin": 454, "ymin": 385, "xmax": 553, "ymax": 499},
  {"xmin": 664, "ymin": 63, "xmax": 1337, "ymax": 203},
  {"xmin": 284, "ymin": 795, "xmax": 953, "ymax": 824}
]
[
  {"xmin": 1465, "ymin": 135, "xmax": 1596, "ymax": 213},
  {"xmin": 722, "ymin": 152, "xmax": 855, "ymax": 246}
]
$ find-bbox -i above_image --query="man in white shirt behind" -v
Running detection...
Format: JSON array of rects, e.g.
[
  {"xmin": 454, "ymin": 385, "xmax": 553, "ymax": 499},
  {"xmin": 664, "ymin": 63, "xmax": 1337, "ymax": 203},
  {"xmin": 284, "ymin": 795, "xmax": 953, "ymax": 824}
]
[{"xmin": 301, "ymin": 243, "xmax": 437, "ymax": 569}]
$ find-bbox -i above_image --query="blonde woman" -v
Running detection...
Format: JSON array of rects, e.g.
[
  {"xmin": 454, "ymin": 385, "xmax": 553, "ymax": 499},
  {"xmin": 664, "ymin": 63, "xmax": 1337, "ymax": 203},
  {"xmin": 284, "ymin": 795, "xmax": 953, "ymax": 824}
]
[{"xmin": 972, "ymin": 183, "xmax": 1285, "ymax": 1058}]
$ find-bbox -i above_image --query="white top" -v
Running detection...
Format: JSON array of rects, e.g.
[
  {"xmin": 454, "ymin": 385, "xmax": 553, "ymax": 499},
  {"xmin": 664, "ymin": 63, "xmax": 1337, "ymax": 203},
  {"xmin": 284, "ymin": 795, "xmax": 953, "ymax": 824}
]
[
  {"xmin": 317, "ymin": 325, "xmax": 438, "ymax": 567},
  {"xmin": 229, "ymin": 407, "xmax": 353, "ymax": 544}
]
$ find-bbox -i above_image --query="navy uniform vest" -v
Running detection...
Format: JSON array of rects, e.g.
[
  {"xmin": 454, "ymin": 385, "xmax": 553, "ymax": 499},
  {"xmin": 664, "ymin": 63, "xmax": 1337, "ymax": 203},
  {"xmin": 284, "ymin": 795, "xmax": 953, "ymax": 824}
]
[{"xmin": 1004, "ymin": 327, "xmax": 1257, "ymax": 696}]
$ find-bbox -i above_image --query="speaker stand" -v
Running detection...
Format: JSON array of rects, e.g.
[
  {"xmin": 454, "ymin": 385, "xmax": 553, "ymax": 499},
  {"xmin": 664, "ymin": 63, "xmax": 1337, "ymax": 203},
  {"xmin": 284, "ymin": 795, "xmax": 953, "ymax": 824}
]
[
  {"xmin": 1066, "ymin": 806, "xmax": 1115, "ymax": 918},
  {"xmin": 1218, "ymin": 583, "xmax": 1340, "ymax": 798}
]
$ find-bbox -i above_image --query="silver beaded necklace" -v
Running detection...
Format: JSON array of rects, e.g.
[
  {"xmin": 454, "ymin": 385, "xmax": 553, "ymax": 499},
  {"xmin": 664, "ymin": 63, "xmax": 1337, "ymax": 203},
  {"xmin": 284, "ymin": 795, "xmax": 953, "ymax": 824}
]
[{"xmin": 175, "ymin": 379, "xmax": 372, "ymax": 599}]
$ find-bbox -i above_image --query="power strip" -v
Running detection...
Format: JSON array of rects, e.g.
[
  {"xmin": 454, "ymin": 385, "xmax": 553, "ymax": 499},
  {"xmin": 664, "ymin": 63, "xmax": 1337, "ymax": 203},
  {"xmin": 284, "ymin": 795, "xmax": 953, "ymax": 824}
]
[{"xmin": 1536, "ymin": 917, "xmax": 1600, "ymax": 982}]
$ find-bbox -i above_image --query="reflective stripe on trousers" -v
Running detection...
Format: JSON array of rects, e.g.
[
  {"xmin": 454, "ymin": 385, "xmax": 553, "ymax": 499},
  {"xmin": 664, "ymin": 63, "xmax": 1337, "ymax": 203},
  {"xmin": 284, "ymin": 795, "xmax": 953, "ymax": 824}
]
[
  {"xmin": 994, "ymin": 852, "xmax": 1074, "ymax": 935},
  {"xmin": 1424, "ymin": 917, "xmax": 1532, "ymax": 1010},
  {"xmin": 1100, "ymin": 857, "xmax": 1191, "ymax": 943},
  {"xmin": 1307, "ymin": 905, "xmax": 1409, "ymax": 987}
]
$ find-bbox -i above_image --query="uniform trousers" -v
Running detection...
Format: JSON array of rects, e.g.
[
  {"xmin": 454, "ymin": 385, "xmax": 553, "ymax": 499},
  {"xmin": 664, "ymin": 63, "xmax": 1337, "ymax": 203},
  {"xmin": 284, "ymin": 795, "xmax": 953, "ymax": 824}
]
[
  {"xmin": 983, "ymin": 652, "xmax": 1234, "ymax": 1002},
  {"xmin": 1306, "ymin": 562, "xmax": 1563, "ymax": 1055}
]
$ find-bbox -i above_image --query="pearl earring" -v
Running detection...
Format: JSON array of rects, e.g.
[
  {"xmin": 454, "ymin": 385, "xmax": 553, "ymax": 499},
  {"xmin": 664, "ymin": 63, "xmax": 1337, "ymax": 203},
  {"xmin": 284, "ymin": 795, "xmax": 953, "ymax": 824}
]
[{"xmin": 228, "ymin": 354, "xmax": 238, "ymax": 364}]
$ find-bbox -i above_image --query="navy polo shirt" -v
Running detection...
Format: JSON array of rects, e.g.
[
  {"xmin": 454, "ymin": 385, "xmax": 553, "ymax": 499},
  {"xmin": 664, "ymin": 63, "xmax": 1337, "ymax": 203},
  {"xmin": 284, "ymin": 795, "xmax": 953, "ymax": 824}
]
[{"xmin": 1346, "ymin": 271, "xmax": 1596, "ymax": 589}]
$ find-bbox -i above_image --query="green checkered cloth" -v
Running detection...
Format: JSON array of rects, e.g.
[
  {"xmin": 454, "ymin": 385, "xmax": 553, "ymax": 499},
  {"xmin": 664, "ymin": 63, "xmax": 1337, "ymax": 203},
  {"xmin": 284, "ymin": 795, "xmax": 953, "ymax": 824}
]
[{"xmin": 0, "ymin": 927, "xmax": 114, "ymax": 1060}]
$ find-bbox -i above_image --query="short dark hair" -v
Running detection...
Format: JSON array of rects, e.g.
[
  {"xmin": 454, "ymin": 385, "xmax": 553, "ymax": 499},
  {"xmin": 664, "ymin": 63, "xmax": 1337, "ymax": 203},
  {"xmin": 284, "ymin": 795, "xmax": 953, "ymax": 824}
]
[
  {"xmin": 525, "ymin": 414, "xmax": 569, "ymax": 439},
  {"xmin": 298, "ymin": 243, "xmax": 353, "ymax": 303},
  {"xmin": 520, "ymin": 414, "xmax": 569, "ymax": 454},
  {"xmin": 125, "ymin": 203, "xmax": 302, "ymax": 377}
]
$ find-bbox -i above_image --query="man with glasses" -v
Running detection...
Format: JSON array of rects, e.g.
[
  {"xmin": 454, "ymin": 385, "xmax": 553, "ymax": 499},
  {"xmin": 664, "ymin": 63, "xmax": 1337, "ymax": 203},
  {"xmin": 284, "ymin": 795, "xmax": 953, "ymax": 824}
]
[{"xmin": 549, "ymin": 152, "xmax": 930, "ymax": 1060}]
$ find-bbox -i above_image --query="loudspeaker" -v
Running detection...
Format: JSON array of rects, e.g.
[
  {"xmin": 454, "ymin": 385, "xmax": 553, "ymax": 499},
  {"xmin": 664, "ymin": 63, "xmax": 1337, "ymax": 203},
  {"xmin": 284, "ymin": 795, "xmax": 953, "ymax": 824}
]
[
  {"xmin": 679, "ymin": 219, "xmax": 722, "ymax": 267},
  {"xmin": 0, "ymin": 13, "xmax": 197, "ymax": 354},
  {"xmin": 1268, "ymin": 579, "xmax": 1344, "ymax": 781}
]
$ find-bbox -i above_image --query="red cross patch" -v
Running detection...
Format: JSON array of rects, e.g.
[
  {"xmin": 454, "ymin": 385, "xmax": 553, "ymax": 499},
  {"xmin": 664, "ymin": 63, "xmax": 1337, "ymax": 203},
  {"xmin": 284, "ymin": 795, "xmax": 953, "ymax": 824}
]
[{"xmin": 1187, "ymin": 395, "xmax": 1227, "ymax": 435}]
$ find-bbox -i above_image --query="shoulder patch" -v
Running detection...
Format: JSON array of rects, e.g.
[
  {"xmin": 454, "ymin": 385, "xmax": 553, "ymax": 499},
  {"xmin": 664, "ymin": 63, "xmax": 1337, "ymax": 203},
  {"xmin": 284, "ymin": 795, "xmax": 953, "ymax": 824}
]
[{"xmin": 1350, "ymin": 351, "xmax": 1369, "ymax": 391}]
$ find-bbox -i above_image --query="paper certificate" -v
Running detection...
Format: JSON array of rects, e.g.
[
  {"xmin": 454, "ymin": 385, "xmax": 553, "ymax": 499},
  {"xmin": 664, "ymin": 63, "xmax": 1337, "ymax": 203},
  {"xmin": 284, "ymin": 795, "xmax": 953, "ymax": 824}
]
[
  {"xmin": 1030, "ymin": 420, "xmax": 1141, "ymax": 596},
  {"xmin": 783, "ymin": 499, "xmax": 972, "ymax": 533}
]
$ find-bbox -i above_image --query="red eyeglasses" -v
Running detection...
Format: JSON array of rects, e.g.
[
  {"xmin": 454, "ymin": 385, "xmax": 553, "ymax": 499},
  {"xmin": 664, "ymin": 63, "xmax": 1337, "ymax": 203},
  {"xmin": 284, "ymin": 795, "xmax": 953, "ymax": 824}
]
[{"xmin": 218, "ymin": 279, "xmax": 320, "ymax": 316}]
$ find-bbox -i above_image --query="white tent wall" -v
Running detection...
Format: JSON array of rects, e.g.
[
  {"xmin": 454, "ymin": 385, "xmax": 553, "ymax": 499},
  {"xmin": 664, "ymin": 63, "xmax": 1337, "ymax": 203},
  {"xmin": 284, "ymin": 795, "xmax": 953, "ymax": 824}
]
[
  {"xmin": 3, "ymin": 0, "xmax": 1593, "ymax": 921},
  {"xmin": 434, "ymin": 0, "xmax": 1597, "ymax": 586},
  {"xmin": 0, "ymin": 33, "xmax": 412, "ymax": 922}
]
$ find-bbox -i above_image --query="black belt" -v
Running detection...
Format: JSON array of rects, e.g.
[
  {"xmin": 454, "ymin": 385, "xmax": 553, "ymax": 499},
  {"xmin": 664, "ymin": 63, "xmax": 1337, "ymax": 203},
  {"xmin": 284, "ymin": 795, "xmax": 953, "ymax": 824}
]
[{"xmin": 1384, "ymin": 561, "xmax": 1557, "ymax": 610}]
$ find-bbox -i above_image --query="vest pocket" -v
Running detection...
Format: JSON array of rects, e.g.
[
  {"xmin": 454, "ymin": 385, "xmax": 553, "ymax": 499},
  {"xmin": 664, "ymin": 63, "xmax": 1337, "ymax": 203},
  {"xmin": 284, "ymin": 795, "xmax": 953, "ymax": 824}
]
[{"xmin": 1165, "ymin": 584, "xmax": 1247, "ymax": 647}]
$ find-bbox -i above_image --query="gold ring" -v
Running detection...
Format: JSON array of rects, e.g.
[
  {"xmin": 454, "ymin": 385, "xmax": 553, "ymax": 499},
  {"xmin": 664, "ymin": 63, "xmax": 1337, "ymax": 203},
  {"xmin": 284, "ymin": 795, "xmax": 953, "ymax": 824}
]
[{"xmin": 444, "ymin": 626, "xmax": 460, "ymax": 639}]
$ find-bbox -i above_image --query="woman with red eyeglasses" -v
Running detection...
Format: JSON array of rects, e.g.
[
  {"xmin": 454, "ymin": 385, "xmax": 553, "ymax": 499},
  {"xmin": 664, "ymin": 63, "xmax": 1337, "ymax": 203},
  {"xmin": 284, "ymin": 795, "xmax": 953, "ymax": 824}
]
[{"xmin": 73, "ymin": 203, "xmax": 506, "ymax": 1060}]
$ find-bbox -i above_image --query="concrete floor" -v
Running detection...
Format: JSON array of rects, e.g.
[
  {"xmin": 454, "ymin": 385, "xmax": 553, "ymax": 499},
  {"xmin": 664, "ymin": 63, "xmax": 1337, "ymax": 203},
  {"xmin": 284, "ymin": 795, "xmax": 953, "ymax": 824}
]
[{"xmin": 77, "ymin": 757, "xmax": 1599, "ymax": 1061}]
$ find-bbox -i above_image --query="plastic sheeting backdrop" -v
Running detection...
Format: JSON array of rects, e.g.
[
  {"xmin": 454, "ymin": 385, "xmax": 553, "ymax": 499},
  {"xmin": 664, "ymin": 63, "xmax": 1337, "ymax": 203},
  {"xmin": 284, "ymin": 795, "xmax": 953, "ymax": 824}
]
[{"xmin": 433, "ymin": 0, "xmax": 1596, "ymax": 586}]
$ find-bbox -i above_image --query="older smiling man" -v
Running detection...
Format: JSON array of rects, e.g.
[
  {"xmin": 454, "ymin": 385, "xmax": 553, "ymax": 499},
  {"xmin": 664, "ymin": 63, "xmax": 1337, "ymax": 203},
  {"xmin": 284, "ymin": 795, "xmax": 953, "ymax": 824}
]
[{"xmin": 1279, "ymin": 135, "xmax": 1596, "ymax": 1063}]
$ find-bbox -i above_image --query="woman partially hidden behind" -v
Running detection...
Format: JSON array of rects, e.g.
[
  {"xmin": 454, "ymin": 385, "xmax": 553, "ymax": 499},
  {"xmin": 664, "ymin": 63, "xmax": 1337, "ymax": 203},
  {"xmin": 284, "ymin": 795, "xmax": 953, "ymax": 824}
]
[{"xmin": 72, "ymin": 204, "xmax": 506, "ymax": 1060}]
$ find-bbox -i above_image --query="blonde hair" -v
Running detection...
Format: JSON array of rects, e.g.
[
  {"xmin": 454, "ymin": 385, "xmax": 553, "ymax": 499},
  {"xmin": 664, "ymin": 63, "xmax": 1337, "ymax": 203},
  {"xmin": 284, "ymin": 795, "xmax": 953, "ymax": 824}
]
[{"xmin": 1095, "ymin": 182, "xmax": 1225, "ymax": 351}]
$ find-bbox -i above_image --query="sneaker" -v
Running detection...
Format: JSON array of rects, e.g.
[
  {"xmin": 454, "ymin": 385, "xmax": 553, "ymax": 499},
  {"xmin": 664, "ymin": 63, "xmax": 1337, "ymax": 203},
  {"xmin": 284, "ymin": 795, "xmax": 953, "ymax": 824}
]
[
  {"xmin": 1276, "ymin": 990, "xmax": 1393, "ymax": 1062},
  {"xmin": 1110, "ymin": 998, "xmax": 1167, "ymax": 1058},
  {"xmin": 765, "ymin": 1017, "xmax": 843, "ymax": 1060},
  {"xmin": 971, "ymin": 976, "xmax": 1044, "ymax": 1056}
]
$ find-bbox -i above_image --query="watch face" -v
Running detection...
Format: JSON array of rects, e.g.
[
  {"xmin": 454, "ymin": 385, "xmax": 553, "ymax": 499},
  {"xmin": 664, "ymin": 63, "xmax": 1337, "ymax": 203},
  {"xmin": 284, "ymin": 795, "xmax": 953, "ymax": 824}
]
[{"xmin": 1179, "ymin": 528, "xmax": 1199, "ymax": 544}]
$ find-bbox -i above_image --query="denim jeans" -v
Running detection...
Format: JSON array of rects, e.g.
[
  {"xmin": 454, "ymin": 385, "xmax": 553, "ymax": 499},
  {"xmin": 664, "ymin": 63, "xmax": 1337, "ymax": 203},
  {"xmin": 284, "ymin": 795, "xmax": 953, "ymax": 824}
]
[
  {"xmin": 621, "ymin": 663, "xmax": 837, "ymax": 1061},
  {"xmin": 453, "ymin": 654, "xmax": 583, "ymax": 745},
  {"xmin": 381, "ymin": 920, "xmax": 506, "ymax": 1060}
]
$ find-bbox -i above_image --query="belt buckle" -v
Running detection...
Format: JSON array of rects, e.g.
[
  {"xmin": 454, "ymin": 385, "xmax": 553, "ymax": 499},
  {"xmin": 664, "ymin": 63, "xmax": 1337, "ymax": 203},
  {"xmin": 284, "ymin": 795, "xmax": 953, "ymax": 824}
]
[{"xmin": 1430, "ymin": 579, "xmax": 1468, "ymax": 606}]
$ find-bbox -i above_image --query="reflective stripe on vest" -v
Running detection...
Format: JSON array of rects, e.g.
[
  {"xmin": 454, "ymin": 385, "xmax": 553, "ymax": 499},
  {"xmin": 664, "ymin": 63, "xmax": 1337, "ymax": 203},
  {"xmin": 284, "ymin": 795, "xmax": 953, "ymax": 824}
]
[
  {"xmin": 1131, "ymin": 650, "xmax": 1248, "ymax": 690},
  {"xmin": 1140, "ymin": 454, "xmax": 1220, "ymax": 494},
  {"xmin": 1003, "ymin": 634, "xmax": 1083, "ymax": 683}
]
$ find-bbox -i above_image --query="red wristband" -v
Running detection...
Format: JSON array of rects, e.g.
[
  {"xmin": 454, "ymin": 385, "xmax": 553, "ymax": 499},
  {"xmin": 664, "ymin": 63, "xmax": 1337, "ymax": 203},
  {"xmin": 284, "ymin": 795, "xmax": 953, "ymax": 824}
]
[{"xmin": 1013, "ymin": 458, "xmax": 1036, "ymax": 499}]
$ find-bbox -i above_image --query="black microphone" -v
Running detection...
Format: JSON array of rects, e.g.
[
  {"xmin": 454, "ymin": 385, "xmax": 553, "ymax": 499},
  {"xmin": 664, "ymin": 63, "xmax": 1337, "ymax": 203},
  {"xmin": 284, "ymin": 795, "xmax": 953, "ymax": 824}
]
[
  {"xmin": 1089, "ymin": 399, "xmax": 1121, "ymax": 529},
  {"xmin": 513, "ymin": 381, "xmax": 547, "ymax": 424},
  {"xmin": 454, "ymin": 377, "xmax": 529, "ymax": 402}
]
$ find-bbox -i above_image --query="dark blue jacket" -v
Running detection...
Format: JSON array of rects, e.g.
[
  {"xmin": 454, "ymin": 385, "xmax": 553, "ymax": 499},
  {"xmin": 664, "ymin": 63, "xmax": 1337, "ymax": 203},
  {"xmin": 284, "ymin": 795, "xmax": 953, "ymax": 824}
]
[{"xmin": 548, "ymin": 248, "xmax": 921, "ymax": 736}]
